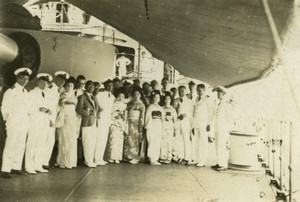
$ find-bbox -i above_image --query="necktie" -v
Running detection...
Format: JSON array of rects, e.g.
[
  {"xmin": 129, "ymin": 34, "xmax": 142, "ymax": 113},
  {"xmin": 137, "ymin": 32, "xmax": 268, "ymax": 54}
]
[
  {"xmin": 42, "ymin": 92, "xmax": 45, "ymax": 98},
  {"xmin": 180, "ymin": 98, "xmax": 183, "ymax": 103},
  {"xmin": 108, "ymin": 92, "xmax": 110, "ymax": 98},
  {"xmin": 22, "ymin": 88, "xmax": 25, "ymax": 93}
]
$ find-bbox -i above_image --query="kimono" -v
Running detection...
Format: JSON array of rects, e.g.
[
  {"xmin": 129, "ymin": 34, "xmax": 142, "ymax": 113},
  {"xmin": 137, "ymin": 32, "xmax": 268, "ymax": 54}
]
[
  {"xmin": 145, "ymin": 103, "xmax": 164, "ymax": 162},
  {"xmin": 160, "ymin": 106, "xmax": 177, "ymax": 162},
  {"xmin": 123, "ymin": 99, "xmax": 145, "ymax": 161},
  {"xmin": 106, "ymin": 100, "xmax": 127, "ymax": 161},
  {"xmin": 56, "ymin": 91, "xmax": 78, "ymax": 168}
]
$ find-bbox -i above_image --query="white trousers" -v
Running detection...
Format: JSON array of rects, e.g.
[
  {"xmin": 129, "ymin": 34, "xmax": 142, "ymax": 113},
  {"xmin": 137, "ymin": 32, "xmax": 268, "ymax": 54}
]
[
  {"xmin": 1, "ymin": 122, "xmax": 28, "ymax": 172},
  {"xmin": 82, "ymin": 125, "xmax": 97, "ymax": 166},
  {"xmin": 26, "ymin": 124, "xmax": 48, "ymax": 171},
  {"xmin": 43, "ymin": 127, "xmax": 56, "ymax": 166},
  {"xmin": 94, "ymin": 125, "xmax": 109, "ymax": 163},
  {"xmin": 215, "ymin": 130, "xmax": 229, "ymax": 168},
  {"xmin": 194, "ymin": 128, "xmax": 209, "ymax": 166},
  {"xmin": 181, "ymin": 127, "xmax": 192, "ymax": 161}
]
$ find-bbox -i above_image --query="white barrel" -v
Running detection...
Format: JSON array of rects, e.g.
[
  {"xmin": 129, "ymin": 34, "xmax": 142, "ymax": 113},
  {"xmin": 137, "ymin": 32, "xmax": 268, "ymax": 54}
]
[{"xmin": 229, "ymin": 130, "xmax": 261, "ymax": 171}]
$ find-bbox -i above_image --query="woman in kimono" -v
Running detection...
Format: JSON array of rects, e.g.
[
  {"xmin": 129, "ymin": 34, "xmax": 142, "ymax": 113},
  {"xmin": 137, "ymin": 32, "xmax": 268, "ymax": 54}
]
[
  {"xmin": 145, "ymin": 90, "xmax": 164, "ymax": 165},
  {"xmin": 123, "ymin": 86, "xmax": 145, "ymax": 164},
  {"xmin": 160, "ymin": 91, "xmax": 177, "ymax": 163},
  {"xmin": 56, "ymin": 79, "xmax": 78, "ymax": 169},
  {"xmin": 107, "ymin": 87, "xmax": 127, "ymax": 164}
]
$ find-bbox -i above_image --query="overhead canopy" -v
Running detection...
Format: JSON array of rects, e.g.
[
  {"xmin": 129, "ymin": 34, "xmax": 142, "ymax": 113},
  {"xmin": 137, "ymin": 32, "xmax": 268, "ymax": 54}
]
[{"xmin": 3, "ymin": 0, "xmax": 293, "ymax": 86}]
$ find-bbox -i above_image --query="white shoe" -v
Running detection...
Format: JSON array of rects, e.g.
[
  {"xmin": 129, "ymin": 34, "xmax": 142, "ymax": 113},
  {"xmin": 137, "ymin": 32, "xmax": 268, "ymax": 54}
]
[
  {"xmin": 196, "ymin": 164, "xmax": 205, "ymax": 167},
  {"xmin": 129, "ymin": 159, "xmax": 139, "ymax": 164},
  {"xmin": 151, "ymin": 161, "xmax": 161, "ymax": 166},
  {"xmin": 96, "ymin": 161, "xmax": 107, "ymax": 166},
  {"xmin": 164, "ymin": 160, "xmax": 171, "ymax": 164},
  {"xmin": 108, "ymin": 159, "xmax": 114, "ymax": 163},
  {"xmin": 36, "ymin": 169, "xmax": 49, "ymax": 173},
  {"xmin": 26, "ymin": 170, "xmax": 37, "ymax": 175},
  {"xmin": 115, "ymin": 160, "xmax": 120, "ymax": 164},
  {"xmin": 190, "ymin": 161, "xmax": 197, "ymax": 165},
  {"xmin": 85, "ymin": 163, "xmax": 96, "ymax": 168}
]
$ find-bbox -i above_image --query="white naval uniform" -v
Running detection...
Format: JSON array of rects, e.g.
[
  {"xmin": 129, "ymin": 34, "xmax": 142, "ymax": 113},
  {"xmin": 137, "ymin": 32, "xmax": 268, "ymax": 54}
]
[
  {"xmin": 193, "ymin": 95, "xmax": 214, "ymax": 166},
  {"xmin": 174, "ymin": 96, "xmax": 194, "ymax": 162},
  {"xmin": 116, "ymin": 56, "xmax": 131, "ymax": 79},
  {"xmin": 95, "ymin": 91, "xmax": 115, "ymax": 164},
  {"xmin": 1, "ymin": 83, "xmax": 30, "ymax": 172},
  {"xmin": 145, "ymin": 103, "xmax": 164, "ymax": 163},
  {"xmin": 43, "ymin": 84, "xmax": 61, "ymax": 166},
  {"xmin": 26, "ymin": 87, "xmax": 51, "ymax": 171},
  {"xmin": 213, "ymin": 99, "xmax": 234, "ymax": 168}
]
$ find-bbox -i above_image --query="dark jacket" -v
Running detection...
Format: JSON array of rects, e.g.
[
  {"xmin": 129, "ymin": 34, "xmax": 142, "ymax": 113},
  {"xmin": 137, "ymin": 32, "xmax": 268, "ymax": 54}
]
[{"xmin": 76, "ymin": 92, "xmax": 100, "ymax": 127}]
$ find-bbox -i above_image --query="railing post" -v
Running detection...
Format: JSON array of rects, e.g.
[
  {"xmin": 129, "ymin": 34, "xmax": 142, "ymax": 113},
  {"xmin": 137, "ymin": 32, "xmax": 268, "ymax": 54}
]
[{"xmin": 289, "ymin": 121, "xmax": 293, "ymax": 202}]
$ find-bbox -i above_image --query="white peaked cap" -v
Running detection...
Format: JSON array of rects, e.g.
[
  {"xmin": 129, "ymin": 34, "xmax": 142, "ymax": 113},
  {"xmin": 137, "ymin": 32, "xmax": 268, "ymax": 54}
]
[
  {"xmin": 14, "ymin": 67, "xmax": 32, "ymax": 76},
  {"xmin": 213, "ymin": 86, "xmax": 227, "ymax": 94},
  {"xmin": 37, "ymin": 73, "xmax": 53, "ymax": 82},
  {"xmin": 54, "ymin": 71, "xmax": 70, "ymax": 79}
]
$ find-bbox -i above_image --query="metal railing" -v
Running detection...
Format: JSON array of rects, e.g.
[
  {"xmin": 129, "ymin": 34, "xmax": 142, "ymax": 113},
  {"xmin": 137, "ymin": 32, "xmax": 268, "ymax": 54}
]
[{"xmin": 233, "ymin": 116, "xmax": 299, "ymax": 201}]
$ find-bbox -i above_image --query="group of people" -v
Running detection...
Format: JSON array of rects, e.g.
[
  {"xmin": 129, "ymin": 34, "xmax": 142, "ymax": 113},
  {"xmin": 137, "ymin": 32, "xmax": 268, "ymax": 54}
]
[{"xmin": 0, "ymin": 67, "xmax": 234, "ymax": 179}]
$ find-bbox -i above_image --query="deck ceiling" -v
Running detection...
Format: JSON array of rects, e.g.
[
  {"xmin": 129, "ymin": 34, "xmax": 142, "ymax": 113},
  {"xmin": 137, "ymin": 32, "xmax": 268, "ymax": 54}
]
[
  {"xmin": 66, "ymin": 0, "xmax": 292, "ymax": 87},
  {"xmin": 4, "ymin": 0, "xmax": 293, "ymax": 86}
]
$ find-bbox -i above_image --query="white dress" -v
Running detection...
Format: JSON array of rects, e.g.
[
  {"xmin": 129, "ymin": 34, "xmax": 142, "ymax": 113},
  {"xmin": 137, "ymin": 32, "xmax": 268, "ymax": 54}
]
[{"xmin": 145, "ymin": 103, "xmax": 164, "ymax": 162}]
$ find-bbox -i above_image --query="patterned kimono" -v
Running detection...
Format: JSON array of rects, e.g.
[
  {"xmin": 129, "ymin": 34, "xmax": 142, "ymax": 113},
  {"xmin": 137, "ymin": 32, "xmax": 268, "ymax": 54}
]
[
  {"xmin": 123, "ymin": 99, "xmax": 145, "ymax": 161},
  {"xmin": 56, "ymin": 91, "xmax": 78, "ymax": 168},
  {"xmin": 145, "ymin": 104, "xmax": 164, "ymax": 162},
  {"xmin": 160, "ymin": 106, "xmax": 177, "ymax": 161},
  {"xmin": 106, "ymin": 100, "xmax": 127, "ymax": 161}
]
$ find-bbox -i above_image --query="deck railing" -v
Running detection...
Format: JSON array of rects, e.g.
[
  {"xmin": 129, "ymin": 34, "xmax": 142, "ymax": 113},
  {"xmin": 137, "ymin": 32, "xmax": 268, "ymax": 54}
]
[{"xmin": 233, "ymin": 117, "xmax": 299, "ymax": 202}]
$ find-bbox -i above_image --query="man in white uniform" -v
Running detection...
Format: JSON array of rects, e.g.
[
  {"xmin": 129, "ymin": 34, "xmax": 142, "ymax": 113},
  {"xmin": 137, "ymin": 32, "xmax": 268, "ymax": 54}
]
[
  {"xmin": 43, "ymin": 71, "xmax": 69, "ymax": 169},
  {"xmin": 210, "ymin": 86, "xmax": 234, "ymax": 171},
  {"xmin": 186, "ymin": 81, "xmax": 197, "ymax": 102},
  {"xmin": 95, "ymin": 78, "xmax": 115, "ymax": 166},
  {"xmin": 1, "ymin": 67, "xmax": 32, "ymax": 178},
  {"xmin": 173, "ymin": 86, "xmax": 194, "ymax": 165},
  {"xmin": 193, "ymin": 84, "xmax": 214, "ymax": 167},
  {"xmin": 26, "ymin": 73, "xmax": 53, "ymax": 174},
  {"xmin": 116, "ymin": 53, "xmax": 131, "ymax": 79}
]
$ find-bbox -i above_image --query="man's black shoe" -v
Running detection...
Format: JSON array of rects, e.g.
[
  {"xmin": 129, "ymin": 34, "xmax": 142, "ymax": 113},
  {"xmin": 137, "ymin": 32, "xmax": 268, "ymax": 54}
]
[
  {"xmin": 2, "ymin": 172, "xmax": 12, "ymax": 178},
  {"xmin": 210, "ymin": 164, "xmax": 220, "ymax": 169},
  {"xmin": 43, "ymin": 165, "xmax": 51, "ymax": 170},
  {"xmin": 11, "ymin": 170, "xmax": 27, "ymax": 175}
]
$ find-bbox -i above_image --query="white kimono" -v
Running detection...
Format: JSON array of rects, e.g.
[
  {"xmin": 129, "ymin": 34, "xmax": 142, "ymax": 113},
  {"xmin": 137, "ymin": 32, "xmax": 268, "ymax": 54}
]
[{"xmin": 145, "ymin": 103, "xmax": 164, "ymax": 162}]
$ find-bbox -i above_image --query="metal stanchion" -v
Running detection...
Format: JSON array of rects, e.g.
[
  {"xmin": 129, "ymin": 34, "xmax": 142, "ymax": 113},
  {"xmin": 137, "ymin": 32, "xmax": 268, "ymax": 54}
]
[
  {"xmin": 266, "ymin": 119, "xmax": 272, "ymax": 175},
  {"xmin": 288, "ymin": 121, "xmax": 293, "ymax": 202},
  {"xmin": 277, "ymin": 121, "xmax": 288, "ymax": 198},
  {"xmin": 270, "ymin": 120, "xmax": 278, "ymax": 185}
]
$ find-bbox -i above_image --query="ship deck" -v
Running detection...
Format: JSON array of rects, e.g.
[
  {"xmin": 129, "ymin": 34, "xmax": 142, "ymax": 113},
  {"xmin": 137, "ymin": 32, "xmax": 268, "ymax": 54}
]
[{"xmin": 0, "ymin": 162, "xmax": 275, "ymax": 202}]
